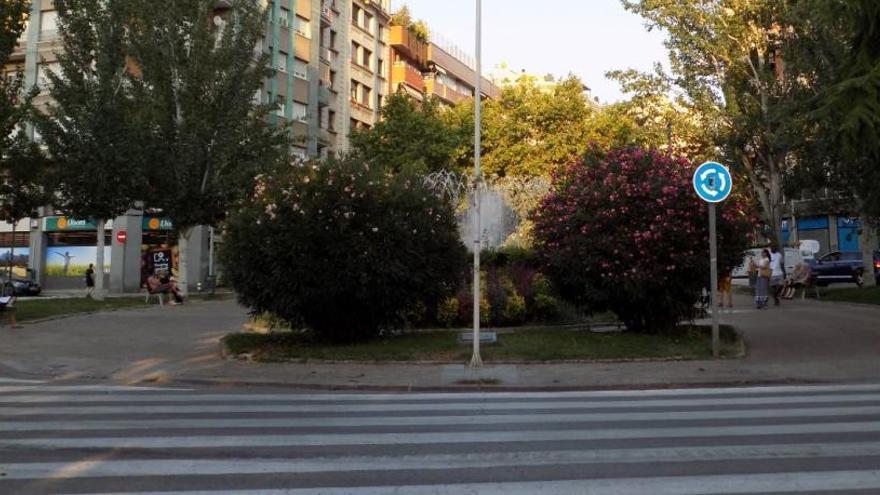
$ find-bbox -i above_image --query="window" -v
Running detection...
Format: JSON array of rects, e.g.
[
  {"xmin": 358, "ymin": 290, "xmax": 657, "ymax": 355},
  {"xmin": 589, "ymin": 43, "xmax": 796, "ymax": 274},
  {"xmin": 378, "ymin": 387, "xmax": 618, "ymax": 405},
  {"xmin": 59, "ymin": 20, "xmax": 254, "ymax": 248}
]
[
  {"xmin": 361, "ymin": 85, "xmax": 372, "ymax": 108},
  {"xmin": 330, "ymin": 30, "xmax": 337, "ymax": 50},
  {"xmin": 329, "ymin": 70, "xmax": 336, "ymax": 89},
  {"xmin": 295, "ymin": 16, "xmax": 310, "ymax": 38},
  {"xmin": 277, "ymin": 102, "xmax": 286, "ymax": 117},
  {"xmin": 328, "ymin": 110, "xmax": 336, "ymax": 131},
  {"xmin": 350, "ymin": 80, "xmax": 359, "ymax": 102},
  {"xmin": 364, "ymin": 13, "xmax": 374, "ymax": 33},
  {"xmin": 351, "ymin": 5, "xmax": 361, "ymax": 25},
  {"xmin": 277, "ymin": 56, "xmax": 287, "ymax": 72},
  {"xmin": 351, "ymin": 41, "xmax": 359, "ymax": 64},
  {"xmin": 294, "ymin": 58, "xmax": 308, "ymax": 79},
  {"xmin": 361, "ymin": 48, "xmax": 372, "ymax": 69},
  {"xmin": 39, "ymin": 11, "xmax": 58, "ymax": 39},
  {"xmin": 377, "ymin": 59, "xmax": 385, "ymax": 77},
  {"xmin": 293, "ymin": 102, "xmax": 308, "ymax": 122}
]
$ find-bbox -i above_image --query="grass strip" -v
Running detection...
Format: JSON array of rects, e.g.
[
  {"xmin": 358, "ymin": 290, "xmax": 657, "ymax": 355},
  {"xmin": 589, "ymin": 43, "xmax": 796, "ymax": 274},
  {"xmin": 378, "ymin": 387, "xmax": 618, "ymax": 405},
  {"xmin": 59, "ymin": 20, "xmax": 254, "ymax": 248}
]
[{"xmin": 224, "ymin": 325, "xmax": 741, "ymax": 363}]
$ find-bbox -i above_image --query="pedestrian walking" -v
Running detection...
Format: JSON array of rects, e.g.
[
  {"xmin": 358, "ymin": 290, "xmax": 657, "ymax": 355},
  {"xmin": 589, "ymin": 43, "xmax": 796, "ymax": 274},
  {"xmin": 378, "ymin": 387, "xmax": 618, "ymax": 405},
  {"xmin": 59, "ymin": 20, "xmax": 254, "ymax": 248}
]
[
  {"xmin": 719, "ymin": 269, "xmax": 734, "ymax": 312},
  {"xmin": 769, "ymin": 245, "xmax": 785, "ymax": 306},
  {"xmin": 748, "ymin": 257, "xmax": 758, "ymax": 289},
  {"xmin": 85, "ymin": 263, "xmax": 95, "ymax": 298},
  {"xmin": 755, "ymin": 249, "xmax": 771, "ymax": 309}
]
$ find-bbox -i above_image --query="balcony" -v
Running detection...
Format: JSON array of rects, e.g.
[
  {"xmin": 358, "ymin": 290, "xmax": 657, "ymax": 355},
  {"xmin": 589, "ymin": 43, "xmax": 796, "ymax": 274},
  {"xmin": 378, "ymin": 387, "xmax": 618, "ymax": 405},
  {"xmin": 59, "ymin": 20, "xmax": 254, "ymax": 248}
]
[
  {"xmin": 321, "ymin": 0, "xmax": 335, "ymax": 23},
  {"xmin": 391, "ymin": 61, "xmax": 424, "ymax": 93},
  {"xmin": 389, "ymin": 25, "xmax": 427, "ymax": 68},
  {"xmin": 425, "ymin": 77, "xmax": 467, "ymax": 105}
]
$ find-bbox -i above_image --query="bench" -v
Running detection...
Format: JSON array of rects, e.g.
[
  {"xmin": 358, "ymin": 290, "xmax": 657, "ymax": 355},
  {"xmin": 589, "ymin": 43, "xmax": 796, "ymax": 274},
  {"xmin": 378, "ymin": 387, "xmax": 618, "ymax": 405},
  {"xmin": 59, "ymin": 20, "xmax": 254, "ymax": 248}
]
[
  {"xmin": 0, "ymin": 296, "xmax": 17, "ymax": 328},
  {"xmin": 145, "ymin": 290, "xmax": 165, "ymax": 306}
]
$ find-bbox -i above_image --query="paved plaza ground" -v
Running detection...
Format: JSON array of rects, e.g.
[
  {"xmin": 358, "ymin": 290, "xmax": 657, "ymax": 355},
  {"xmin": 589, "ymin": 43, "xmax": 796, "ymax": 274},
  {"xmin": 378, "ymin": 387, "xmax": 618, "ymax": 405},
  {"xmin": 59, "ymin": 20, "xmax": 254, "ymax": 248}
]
[{"xmin": 0, "ymin": 292, "xmax": 878, "ymax": 390}]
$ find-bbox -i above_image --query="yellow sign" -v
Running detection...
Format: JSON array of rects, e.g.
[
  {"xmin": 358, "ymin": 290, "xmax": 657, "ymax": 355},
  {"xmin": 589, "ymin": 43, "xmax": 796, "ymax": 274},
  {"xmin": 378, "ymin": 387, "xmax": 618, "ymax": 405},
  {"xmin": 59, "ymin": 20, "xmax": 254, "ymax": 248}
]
[
  {"xmin": 57, "ymin": 217, "xmax": 68, "ymax": 229},
  {"xmin": 148, "ymin": 218, "xmax": 160, "ymax": 230}
]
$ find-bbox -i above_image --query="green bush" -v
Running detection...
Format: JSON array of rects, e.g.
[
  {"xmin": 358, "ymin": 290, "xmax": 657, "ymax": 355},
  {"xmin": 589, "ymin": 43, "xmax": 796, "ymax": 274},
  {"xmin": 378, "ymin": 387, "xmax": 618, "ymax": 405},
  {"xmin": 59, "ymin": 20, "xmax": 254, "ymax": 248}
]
[
  {"xmin": 502, "ymin": 293, "xmax": 527, "ymax": 325},
  {"xmin": 531, "ymin": 292, "xmax": 560, "ymax": 321},
  {"xmin": 436, "ymin": 297, "xmax": 459, "ymax": 327},
  {"xmin": 221, "ymin": 157, "xmax": 468, "ymax": 343}
]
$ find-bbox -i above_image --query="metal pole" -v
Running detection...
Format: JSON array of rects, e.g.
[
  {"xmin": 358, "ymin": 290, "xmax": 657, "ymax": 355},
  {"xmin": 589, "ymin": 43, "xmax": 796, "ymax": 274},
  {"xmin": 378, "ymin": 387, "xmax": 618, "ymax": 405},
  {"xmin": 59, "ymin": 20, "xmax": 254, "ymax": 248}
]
[
  {"xmin": 208, "ymin": 227, "xmax": 215, "ymax": 277},
  {"xmin": 709, "ymin": 203, "xmax": 720, "ymax": 357},
  {"xmin": 470, "ymin": 0, "xmax": 483, "ymax": 368}
]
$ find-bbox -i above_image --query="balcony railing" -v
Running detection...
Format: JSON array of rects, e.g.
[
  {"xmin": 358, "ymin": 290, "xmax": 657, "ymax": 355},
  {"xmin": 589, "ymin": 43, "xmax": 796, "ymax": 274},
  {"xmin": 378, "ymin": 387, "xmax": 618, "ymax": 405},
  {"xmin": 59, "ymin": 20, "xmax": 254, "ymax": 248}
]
[
  {"xmin": 391, "ymin": 61, "xmax": 424, "ymax": 93},
  {"xmin": 389, "ymin": 25, "xmax": 427, "ymax": 68}
]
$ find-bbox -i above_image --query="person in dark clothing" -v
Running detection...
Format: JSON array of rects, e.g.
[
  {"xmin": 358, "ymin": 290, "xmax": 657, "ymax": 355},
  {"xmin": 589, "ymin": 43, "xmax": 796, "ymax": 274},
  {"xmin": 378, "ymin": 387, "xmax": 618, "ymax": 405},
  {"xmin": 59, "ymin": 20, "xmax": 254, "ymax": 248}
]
[{"xmin": 85, "ymin": 263, "xmax": 95, "ymax": 298}]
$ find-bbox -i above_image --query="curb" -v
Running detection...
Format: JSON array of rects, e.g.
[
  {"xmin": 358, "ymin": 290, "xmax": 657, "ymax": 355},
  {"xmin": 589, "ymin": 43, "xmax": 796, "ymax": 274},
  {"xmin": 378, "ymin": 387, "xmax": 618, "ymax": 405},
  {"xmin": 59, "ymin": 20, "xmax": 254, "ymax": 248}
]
[{"xmin": 162, "ymin": 376, "xmax": 829, "ymax": 393}]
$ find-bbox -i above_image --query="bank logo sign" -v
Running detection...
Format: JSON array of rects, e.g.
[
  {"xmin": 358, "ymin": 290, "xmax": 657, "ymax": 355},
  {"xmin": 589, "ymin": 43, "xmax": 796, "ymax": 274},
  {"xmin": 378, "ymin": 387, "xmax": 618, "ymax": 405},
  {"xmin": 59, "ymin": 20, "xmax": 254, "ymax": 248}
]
[
  {"xmin": 143, "ymin": 217, "xmax": 174, "ymax": 231},
  {"xmin": 44, "ymin": 216, "xmax": 97, "ymax": 232}
]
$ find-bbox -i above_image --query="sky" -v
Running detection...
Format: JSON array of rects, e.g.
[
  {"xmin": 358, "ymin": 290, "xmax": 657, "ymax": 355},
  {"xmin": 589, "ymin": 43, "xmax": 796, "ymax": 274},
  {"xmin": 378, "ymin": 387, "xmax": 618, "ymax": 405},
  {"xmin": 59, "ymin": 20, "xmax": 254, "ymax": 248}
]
[{"xmin": 391, "ymin": 0, "xmax": 669, "ymax": 103}]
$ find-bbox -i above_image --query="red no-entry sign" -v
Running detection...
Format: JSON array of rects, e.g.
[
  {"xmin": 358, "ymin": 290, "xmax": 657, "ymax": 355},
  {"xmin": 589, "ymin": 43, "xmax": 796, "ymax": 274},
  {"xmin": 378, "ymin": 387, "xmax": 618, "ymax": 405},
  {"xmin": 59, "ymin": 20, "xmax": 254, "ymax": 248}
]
[{"xmin": 116, "ymin": 231, "xmax": 127, "ymax": 244}]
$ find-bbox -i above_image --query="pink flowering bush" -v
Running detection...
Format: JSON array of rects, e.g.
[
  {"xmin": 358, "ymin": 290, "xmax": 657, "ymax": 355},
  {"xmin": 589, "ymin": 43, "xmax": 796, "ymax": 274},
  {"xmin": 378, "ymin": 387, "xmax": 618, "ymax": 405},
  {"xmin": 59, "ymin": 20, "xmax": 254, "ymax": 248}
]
[
  {"xmin": 533, "ymin": 148, "xmax": 754, "ymax": 332},
  {"xmin": 221, "ymin": 157, "xmax": 468, "ymax": 343}
]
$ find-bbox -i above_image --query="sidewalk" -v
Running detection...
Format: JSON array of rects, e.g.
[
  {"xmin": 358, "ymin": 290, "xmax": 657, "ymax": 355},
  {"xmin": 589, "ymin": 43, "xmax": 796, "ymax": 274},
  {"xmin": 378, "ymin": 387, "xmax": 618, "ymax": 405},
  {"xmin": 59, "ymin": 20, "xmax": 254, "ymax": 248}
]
[{"xmin": 0, "ymin": 293, "xmax": 878, "ymax": 390}]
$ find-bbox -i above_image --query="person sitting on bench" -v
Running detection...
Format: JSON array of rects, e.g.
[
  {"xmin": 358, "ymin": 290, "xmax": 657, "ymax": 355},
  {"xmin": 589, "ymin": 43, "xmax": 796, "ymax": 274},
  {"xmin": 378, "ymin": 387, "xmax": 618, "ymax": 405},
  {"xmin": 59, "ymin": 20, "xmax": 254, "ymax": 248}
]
[
  {"xmin": 0, "ymin": 295, "xmax": 17, "ymax": 328},
  {"xmin": 146, "ymin": 271, "xmax": 183, "ymax": 305},
  {"xmin": 783, "ymin": 263, "xmax": 812, "ymax": 299}
]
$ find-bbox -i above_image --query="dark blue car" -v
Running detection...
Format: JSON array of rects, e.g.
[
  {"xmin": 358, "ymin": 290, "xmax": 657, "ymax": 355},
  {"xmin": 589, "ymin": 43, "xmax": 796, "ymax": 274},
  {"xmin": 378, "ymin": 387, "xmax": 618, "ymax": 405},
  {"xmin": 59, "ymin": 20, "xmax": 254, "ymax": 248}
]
[{"xmin": 807, "ymin": 250, "xmax": 880, "ymax": 287}]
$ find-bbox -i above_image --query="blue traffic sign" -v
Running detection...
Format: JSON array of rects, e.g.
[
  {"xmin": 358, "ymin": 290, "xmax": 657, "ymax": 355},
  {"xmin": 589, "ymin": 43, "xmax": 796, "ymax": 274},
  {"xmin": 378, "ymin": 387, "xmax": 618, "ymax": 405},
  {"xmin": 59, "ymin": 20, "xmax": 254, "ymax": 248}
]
[{"xmin": 693, "ymin": 161, "xmax": 732, "ymax": 203}]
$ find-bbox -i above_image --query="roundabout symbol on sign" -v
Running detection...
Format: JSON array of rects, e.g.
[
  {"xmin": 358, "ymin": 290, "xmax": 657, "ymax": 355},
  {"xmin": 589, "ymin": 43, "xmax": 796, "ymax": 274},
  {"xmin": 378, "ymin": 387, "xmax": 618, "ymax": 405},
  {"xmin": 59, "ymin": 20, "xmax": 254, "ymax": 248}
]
[{"xmin": 693, "ymin": 161, "xmax": 732, "ymax": 203}]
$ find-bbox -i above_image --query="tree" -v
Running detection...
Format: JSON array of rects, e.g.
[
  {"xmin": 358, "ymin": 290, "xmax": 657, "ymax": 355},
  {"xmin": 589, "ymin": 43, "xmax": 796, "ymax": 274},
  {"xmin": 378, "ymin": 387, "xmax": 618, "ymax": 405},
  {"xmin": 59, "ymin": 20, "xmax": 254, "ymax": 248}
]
[
  {"xmin": 0, "ymin": 0, "xmax": 49, "ymax": 286},
  {"xmin": 605, "ymin": 68, "xmax": 718, "ymax": 160},
  {"xmin": 221, "ymin": 157, "xmax": 467, "ymax": 343},
  {"xmin": 533, "ymin": 148, "xmax": 754, "ymax": 332},
  {"xmin": 349, "ymin": 93, "xmax": 468, "ymax": 174},
  {"xmin": 622, "ymin": 0, "xmax": 798, "ymax": 249},
  {"xmin": 785, "ymin": 0, "xmax": 880, "ymax": 285},
  {"xmin": 32, "ymin": 0, "xmax": 147, "ymax": 298},
  {"xmin": 125, "ymin": 0, "xmax": 287, "ymax": 293},
  {"xmin": 481, "ymin": 75, "xmax": 594, "ymax": 177}
]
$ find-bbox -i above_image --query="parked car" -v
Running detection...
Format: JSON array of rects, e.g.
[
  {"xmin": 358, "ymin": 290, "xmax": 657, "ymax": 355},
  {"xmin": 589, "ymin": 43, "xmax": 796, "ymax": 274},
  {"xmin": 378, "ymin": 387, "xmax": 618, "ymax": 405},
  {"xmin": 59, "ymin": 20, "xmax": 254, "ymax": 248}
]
[
  {"xmin": 732, "ymin": 247, "xmax": 804, "ymax": 281},
  {"xmin": 0, "ymin": 276, "xmax": 42, "ymax": 296},
  {"xmin": 806, "ymin": 250, "xmax": 880, "ymax": 287}
]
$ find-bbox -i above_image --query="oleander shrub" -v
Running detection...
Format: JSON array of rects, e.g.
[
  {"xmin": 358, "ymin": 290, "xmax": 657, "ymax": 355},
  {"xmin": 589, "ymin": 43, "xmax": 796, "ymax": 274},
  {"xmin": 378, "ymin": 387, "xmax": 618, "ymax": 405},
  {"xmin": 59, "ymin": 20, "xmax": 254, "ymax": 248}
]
[
  {"xmin": 221, "ymin": 157, "xmax": 468, "ymax": 343},
  {"xmin": 533, "ymin": 147, "xmax": 754, "ymax": 333}
]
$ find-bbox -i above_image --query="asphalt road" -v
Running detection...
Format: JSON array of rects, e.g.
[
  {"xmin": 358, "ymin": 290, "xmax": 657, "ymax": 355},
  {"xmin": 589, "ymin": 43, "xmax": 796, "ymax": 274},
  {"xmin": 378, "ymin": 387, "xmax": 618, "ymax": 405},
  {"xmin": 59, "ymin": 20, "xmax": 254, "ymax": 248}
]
[{"xmin": 3, "ymin": 378, "xmax": 880, "ymax": 493}]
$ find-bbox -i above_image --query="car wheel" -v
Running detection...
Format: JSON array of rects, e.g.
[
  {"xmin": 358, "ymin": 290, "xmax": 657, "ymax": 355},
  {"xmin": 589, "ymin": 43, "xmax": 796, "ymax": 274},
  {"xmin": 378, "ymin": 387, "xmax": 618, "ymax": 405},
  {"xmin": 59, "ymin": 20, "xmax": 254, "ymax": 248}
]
[{"xmin": 855, "ymin": 272, "xmax": 864, "ymax": 287}]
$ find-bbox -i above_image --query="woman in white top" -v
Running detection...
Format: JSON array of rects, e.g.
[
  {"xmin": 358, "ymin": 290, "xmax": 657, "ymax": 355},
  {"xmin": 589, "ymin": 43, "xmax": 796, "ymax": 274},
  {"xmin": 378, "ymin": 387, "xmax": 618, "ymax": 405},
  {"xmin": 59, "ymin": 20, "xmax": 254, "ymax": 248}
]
[
  {"xmin": 755, "ymin": 249, "xmax": 771, "ymax": 309},
  {"xmin": 769, "ymin": 245, "xmax": 785, "ymax": 306}
]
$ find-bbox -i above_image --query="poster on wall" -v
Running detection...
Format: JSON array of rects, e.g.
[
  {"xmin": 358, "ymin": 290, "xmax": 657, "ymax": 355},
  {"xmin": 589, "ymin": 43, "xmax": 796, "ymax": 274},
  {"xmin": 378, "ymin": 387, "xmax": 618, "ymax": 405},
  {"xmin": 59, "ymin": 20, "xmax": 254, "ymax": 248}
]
[
  {"xmin": 140, "ymin": 245, "xmax": 179, "ymax": 287},
  {"xmin": 44, "ymin": 246, "xmax": 111, "ymax": 277},
  {"xmin": 0, "ymin": 248, "xmax": 30, "ymax": 278}
]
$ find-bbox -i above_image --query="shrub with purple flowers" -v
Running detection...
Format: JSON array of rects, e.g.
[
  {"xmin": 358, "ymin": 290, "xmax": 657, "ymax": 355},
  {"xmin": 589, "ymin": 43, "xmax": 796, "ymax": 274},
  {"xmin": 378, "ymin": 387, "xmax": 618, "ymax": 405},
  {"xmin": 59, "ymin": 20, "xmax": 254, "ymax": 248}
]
[
  {"xmin": 533, "ymin": 148, "xmax": 754, "ymax": 332},
  {"xmin": 220, "ymin": 157, "xmax": 468, "ymax": 343}
]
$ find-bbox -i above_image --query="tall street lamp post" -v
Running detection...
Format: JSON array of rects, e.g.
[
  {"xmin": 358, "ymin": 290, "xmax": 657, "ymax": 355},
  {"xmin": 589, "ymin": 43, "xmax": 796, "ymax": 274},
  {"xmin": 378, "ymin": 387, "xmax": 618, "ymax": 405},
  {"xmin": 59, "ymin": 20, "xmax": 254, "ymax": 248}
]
[{"xmin": 470, "ymin": 0, "xmax": 483, "ymax": 368}]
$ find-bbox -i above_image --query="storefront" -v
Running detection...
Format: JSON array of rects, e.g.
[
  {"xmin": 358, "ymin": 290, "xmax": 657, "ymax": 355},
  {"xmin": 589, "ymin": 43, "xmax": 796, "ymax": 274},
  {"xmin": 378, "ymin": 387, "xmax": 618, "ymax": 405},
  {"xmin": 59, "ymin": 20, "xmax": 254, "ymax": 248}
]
[
  {"xmin": 25, "ymin": 212, "xmax": 213, "ymax": 293},
  {"xmin": 42, "ymin": 216, "xmax": 112, "ymax": 290},
  {"xmin": 0, "ymin": 219, "xmax": 31, "ymax": 279}
]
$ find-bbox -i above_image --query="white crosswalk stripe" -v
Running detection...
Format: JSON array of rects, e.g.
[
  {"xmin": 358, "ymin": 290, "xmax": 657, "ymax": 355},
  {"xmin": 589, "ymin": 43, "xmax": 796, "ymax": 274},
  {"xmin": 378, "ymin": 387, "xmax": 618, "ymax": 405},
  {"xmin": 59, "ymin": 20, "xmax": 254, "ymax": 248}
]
[{"xmin": 2, "ymin": 382, "xmax": 880, "ymax": 494}]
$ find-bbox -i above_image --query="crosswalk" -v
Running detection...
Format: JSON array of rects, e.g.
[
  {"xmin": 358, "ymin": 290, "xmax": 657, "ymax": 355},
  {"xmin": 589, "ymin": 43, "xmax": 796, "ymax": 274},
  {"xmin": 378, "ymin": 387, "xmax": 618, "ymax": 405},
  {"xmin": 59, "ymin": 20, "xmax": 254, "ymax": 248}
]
[{"xmin": 3, "ymin": 380, "xmax": 880, "ymax": 494}]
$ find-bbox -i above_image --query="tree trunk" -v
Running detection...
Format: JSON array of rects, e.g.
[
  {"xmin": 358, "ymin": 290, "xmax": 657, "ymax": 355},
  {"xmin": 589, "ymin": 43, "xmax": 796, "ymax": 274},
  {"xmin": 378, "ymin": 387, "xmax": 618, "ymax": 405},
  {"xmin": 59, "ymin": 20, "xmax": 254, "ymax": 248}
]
[
  {"xmin": 861, "ymin": 220, "xmax": 878, "ymax": 287},
  {"xmin": 94, "ymin": 218, "xmax": 106, "ymax": 300},
  {"xmin": 177, "ymin": 226, "xmax": 191, "ymax": 296}
]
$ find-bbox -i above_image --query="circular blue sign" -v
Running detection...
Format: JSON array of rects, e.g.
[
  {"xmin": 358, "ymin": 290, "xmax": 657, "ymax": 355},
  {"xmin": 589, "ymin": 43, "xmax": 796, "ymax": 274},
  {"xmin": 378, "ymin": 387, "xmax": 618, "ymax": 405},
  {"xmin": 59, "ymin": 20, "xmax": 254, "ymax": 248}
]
[{"xmin": 693, "ymin": 161, "xmax": 732, "ymax": 203}]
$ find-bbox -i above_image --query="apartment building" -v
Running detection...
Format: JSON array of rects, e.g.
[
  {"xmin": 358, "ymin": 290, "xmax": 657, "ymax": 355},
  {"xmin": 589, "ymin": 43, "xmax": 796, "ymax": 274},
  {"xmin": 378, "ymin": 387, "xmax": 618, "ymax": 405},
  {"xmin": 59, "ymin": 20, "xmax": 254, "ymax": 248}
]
[
  {"xmin": 262, "ymin": 0, "xmax": 390, "ymax": 158},
  {"xmin": 387, "ymin": 27, "xmax": 500, "ymax": 106}
]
